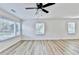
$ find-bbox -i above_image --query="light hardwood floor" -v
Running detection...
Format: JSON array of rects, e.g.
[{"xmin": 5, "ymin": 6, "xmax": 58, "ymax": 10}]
[{"xmin": 1, "ymin": 40, "xmax": 79, "ymax": 55}]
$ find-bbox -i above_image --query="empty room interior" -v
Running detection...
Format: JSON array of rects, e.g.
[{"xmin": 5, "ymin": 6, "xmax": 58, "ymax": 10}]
[{"xmin": 0, "ymin": 3, "xmax": 79, "ymax": 55}]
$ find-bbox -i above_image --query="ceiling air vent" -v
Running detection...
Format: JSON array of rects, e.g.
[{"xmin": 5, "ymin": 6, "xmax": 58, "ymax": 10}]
[{"xmin": 11, "ymin": 9, "xmax": 16, "ymax": 13}]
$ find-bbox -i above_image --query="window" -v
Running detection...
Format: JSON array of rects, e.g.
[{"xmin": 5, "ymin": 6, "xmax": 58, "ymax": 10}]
[
  {"xmin": 0, "ymin": 17, "xmax": 20, "ymax": 41},
  {"xmin": 15, "ymin": 23, "xmax": 20, "ymax": 35},
  {"xmin": 67, "ymin": 22, "xmax": 76, "ymax": 34},
  {"xmin": 35, "ymin": 22, "xmax": 45, "ymax": 35}
]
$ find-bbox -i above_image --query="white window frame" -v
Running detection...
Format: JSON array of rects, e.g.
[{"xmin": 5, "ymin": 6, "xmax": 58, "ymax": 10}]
[
  {"xmin": 0, "ymin": 17, "xmax": 21, "ymax": 41},
  {"xmin": 35, "ymin": 22, "xmax": 45, "ymax": 35},
  {"xmin": 67, "ymin": 22, "xmax": 76, "ymax": 34}
]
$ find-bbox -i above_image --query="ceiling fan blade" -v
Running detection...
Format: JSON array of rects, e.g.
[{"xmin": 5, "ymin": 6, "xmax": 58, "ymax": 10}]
[
  {"xmin": 43, "ymin": 3, "xmax": 55, "ymax": 8},
  {"xmin": 42, "ymin": 9, "xmax": 49, "ymax": 13},
  {"xmin": 25, "ymin": 7, "xmax": 37, "ymax": 9}
]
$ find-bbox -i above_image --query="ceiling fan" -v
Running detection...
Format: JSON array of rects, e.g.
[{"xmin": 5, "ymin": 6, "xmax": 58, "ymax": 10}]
[{"xmin": 25, "ymin": 3, "xmax": 55, "ymax": 14}]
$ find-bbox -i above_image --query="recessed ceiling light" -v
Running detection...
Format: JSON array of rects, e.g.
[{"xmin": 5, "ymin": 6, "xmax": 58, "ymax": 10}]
[{"xmin": 11, "ymin": 9, "xmax": 16, "ymax": 13}]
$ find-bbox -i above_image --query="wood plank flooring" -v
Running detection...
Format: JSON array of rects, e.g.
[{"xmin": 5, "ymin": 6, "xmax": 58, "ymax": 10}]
[{"xmin": 1, "ymin": 39, "xmax": 79, "ymax": 55}]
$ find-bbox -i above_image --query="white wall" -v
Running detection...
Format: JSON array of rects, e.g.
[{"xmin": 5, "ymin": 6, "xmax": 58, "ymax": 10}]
[
  {"xmin": 22, "ymin": 18, "xmax": 79, "ymax": 40},
  {"xmin": 0, "ymin": 8, "xmax": 21, "ymax": 22}
]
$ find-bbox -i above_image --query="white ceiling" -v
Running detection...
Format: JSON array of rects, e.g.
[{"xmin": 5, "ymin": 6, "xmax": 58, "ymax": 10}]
[{"xmin": 0, "ymin": 3, "xmax": 79, "ymax": 20}]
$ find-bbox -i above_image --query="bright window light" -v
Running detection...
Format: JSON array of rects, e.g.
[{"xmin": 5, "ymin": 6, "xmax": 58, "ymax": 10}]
[
  {"xmin": 35, "ymin": 22, "xmax": 45, "ymax": 35},
  {"xmin": 67, "ymin": 22, "xmax": 76, "ymax": 34},
  {"xmin": 0, "ymin": 17, "xmax": 20, "ymax": 41}
]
